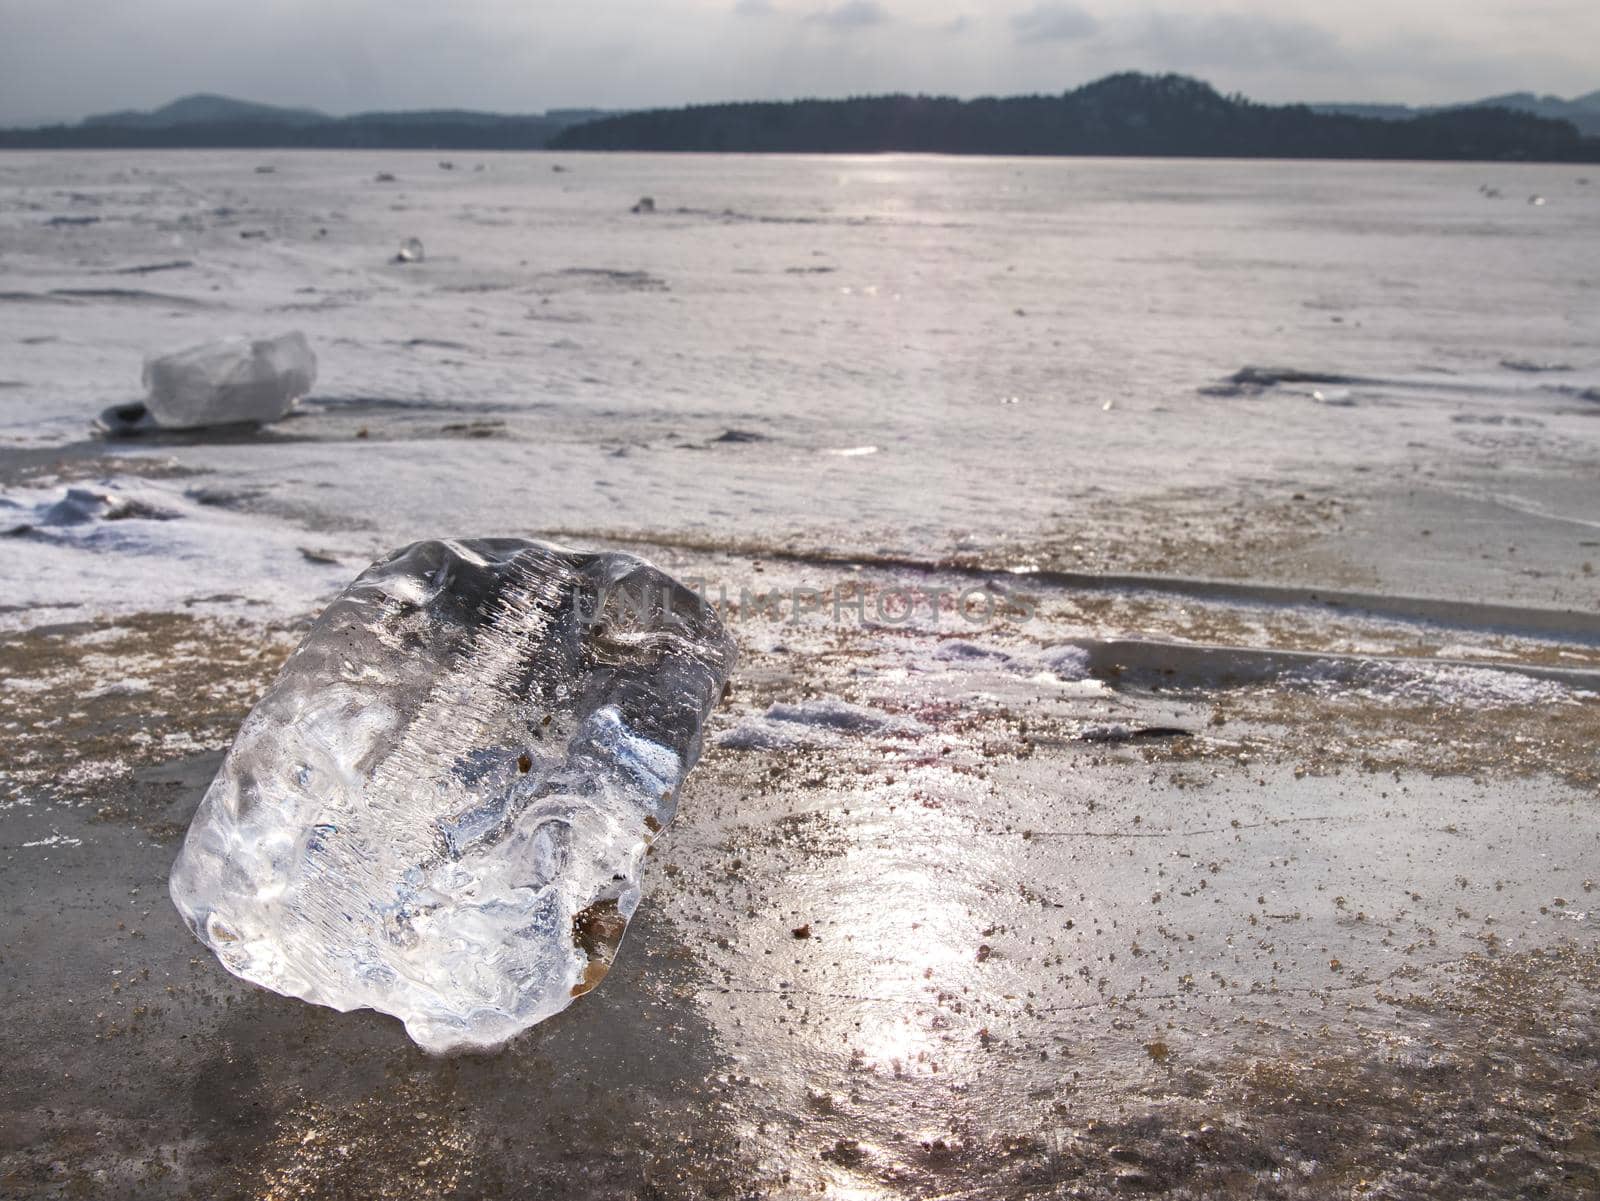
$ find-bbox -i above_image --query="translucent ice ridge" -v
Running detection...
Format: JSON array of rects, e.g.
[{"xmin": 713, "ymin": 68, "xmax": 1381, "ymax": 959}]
[{"xmin": 169, "ymin": 539, "xmax": 735, "ymax": 1052}]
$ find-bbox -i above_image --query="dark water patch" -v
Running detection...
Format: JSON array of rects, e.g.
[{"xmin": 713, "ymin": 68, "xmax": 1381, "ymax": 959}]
[
  {"xmin": 437, "ymin": 419, "xmax": 506, "ymax": 439},
  {"xmin": 0, "ymin": 440, "xmax": 201, "ymax": 490},
  {"xmin": 523, "ymin": 309, "xmax": 592, "ymax": 324},
  {"xmin": 305, "ymin": 394, "xmax": 534, "ymax": 417},
  {"xmin": 1079, "ymin": 723, "xmax": 1194, "ymax": 743},
  {"xmin": 0, "ymin": 291, "xmax": 78, "ymax": 305},
  {"xmin": 1501, "ymin": 357, "xmax": 1573, "ymax": 373},
  {"xmin": 187, "ymin": 485, "xmax": 269, "ymax": 510},
  {"xmin": 10, "ymin": 287, "xmax": 215, "ymax": 309},
  {"xmin": 1540, "ymin": 383, "xmax": 1600, "ymax": 404},
  {"xmin": 1452, "ymin": 413, "xmax": 1546, "ymax": 428},
  {"xmin": 94, "ymin": 402, "xmax": 310, "ymax": 444},
  {"xmin": 1200, "ymin": 364, "xmax": 1566, "ymax": 401},
  {"xmin": 107, "ymin": 259, "xmax": 194, "ymax": 275},
  {"xmin": 1053, "ymin": 635, "xmax": 1600, "ymax": 696},
  {"xmin": 555, "ymin": 528, "xmax": 1600, "ymax": 644},
  {"xmin": 44, "ymin": 215, "xmax": 99, "ymax": 227},
  {"xmin": 666, "ymin": 206, "xmax": 963, "ymax": 229},
  {"xmin": 1200, "ymin": 365, "xmax": 1371, "ymax": 396},
  {"xmin": 710, "ymin": 428, "xmax": 770, "ymax": 444},
  {"xmin": 550, "ymin": 267, "xmax": 669, "ymax": 293}
]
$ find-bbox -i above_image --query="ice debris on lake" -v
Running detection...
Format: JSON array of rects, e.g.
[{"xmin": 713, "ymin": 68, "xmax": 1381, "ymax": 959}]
[
  {"xmin": 718, "ymin": 698, "xmax": 925, "ymax": 751},
  {"xmin": 140, "ymin": 331, "xmax": 316, "ymax": 429},
  {"xmin": 169, "ymin": 538, "xmax": 735, "ymax": 1052},
  {"xmin": 0, "ymin": 484, "xmax": 172, "ymax": 534},
  {"xmin": 395, "ymin": 236, "xmax": 425, "ymax": 263}
]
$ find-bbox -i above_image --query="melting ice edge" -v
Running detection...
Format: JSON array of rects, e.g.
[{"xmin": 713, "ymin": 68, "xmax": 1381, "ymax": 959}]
[{"xmin": 170, "ymin": 538, "xmax": 736, "ymax": 1053}]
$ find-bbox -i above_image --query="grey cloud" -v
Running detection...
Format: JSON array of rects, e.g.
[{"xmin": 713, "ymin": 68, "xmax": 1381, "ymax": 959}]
[
  {"xmin": 806, "ymin": 1, "xmax": 890, "ymax": 30},
  {"xmin": 1126, "ymin": 11, "xmax": 1342, "ymax": 69},
  {"xmin": 1011, "ymin": 3, "xmax": 1100, "ymax": 44},
  {"xmin": 733, "ymin": 0, "xmax": 774, "ymax": 15}
]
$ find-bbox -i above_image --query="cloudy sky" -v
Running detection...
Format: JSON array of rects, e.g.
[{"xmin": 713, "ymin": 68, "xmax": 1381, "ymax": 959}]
[{"xmin": 1, "ymin": 0, "xmax": 1595, "ymax": 125}]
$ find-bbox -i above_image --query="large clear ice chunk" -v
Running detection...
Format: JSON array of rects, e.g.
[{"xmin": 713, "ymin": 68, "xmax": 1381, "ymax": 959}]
[
  {"xmin": 169, "ymin": 539, "xmax": 735, "ymax": 1052},
  {"xmin": 142, "ymin": 331, "xmax": 316, "ymax": 429}
]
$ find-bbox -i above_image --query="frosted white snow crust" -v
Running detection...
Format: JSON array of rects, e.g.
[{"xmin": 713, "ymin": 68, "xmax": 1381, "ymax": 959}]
[{"xmin": 169, "ymin": 538, "xmax": 735, "ymax": 1052}]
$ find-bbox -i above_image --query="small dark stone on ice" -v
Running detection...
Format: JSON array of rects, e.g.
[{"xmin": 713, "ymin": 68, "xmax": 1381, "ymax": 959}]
[
  {"xmin": 95, "ymin": 400, "xmax": 159, "ymax": 439},
  {"xmin": 711, "ymin": 429, "xmax": 767, "ymax": 444},
  {"xmin": 791, "ymin": 924, "xmax": 812, "ymax": 939},
  {"xmin": 822, "ymin": 1138, "xmax": 862, "ymax": 1165}
]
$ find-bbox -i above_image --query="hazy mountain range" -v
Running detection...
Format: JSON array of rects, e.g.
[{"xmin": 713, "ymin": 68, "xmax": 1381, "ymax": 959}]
[
  {"xmin": 3, "ymin": 76, "xmax": 1598, "ymax": 161},
  {"xmin": 3, "ymin": 93, "xmax": 615, "ymax": 150},
  {"xmin": 1313, "ymin": 91, "xmax": 1600, "ymax": 137}
]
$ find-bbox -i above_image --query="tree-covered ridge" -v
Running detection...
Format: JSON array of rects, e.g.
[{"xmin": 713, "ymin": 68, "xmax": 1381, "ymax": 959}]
[
  {"xmin": 550, "ymin": 73, "xmax": 1600, "ymax": 162},
  {"xmin": 0, "ymin": 99, "xmax": 610, "ymax": 151}
]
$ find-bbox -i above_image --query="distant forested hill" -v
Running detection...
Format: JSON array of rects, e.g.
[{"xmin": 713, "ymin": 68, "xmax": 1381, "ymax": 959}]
[
  {"xmin": 550, "ymin": 73, "xmax": 1600, "ymax": 162},
  {"xmin": 0, "ymin": 94, "xmax": 612, "ymax": 150},
  {"xmin": 1315, "ymin": 90, "xmax": 1600, "ymax": 137}
]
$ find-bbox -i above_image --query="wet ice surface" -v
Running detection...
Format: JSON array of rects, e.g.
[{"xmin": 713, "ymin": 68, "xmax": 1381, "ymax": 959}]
[
  {"xmin": 3, "ymin": 545, "xmax": 1599, "ymax": 1196},
  {"xmin": 4, "ymin": 562, "xmax": 1598, "ymax": 1197},
  {"xmin": 169, "ymin": 539, "xmax": 734, "ymax": 1052},
  {"xmin": 1, "ymin": 153, "xmax": 1599, "ymax": 1197}
]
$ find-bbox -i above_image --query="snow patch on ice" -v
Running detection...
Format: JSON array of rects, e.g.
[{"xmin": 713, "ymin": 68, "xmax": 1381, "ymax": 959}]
[
  {"xmin": 1288, "ymin": 660, "xmax": 1587, "ymax": 708},
  {"xmin": 717, "ymin": 716, "xmax": 833, "ymax": 751},
  {"xmin": 21, "ymin": 832, "xmax": 83, "ymax": 849},
  {"xmin": 932, "ymin": 640, "xmax": 1012, "ymax": 664},
  {"xmin": 718, "ymin": 696, "xmax": 927, "ymax": 751},
  {"xmin": 1034, "ymin": 645, "xmax": 1093, "ymax": 681},
  {"xmin": 765, "ymin": 697, "xmax": 925, "ymax": 735}
]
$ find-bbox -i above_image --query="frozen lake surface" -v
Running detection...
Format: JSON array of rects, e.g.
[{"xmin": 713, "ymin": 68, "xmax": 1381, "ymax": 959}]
[
  {"xmin": 2, "ymin": 150, "xmax": 1599, "ymax": 618},
  {"xmin": 1, "ymin": 151, "xmax": 1598, "ymax": 1199}
]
